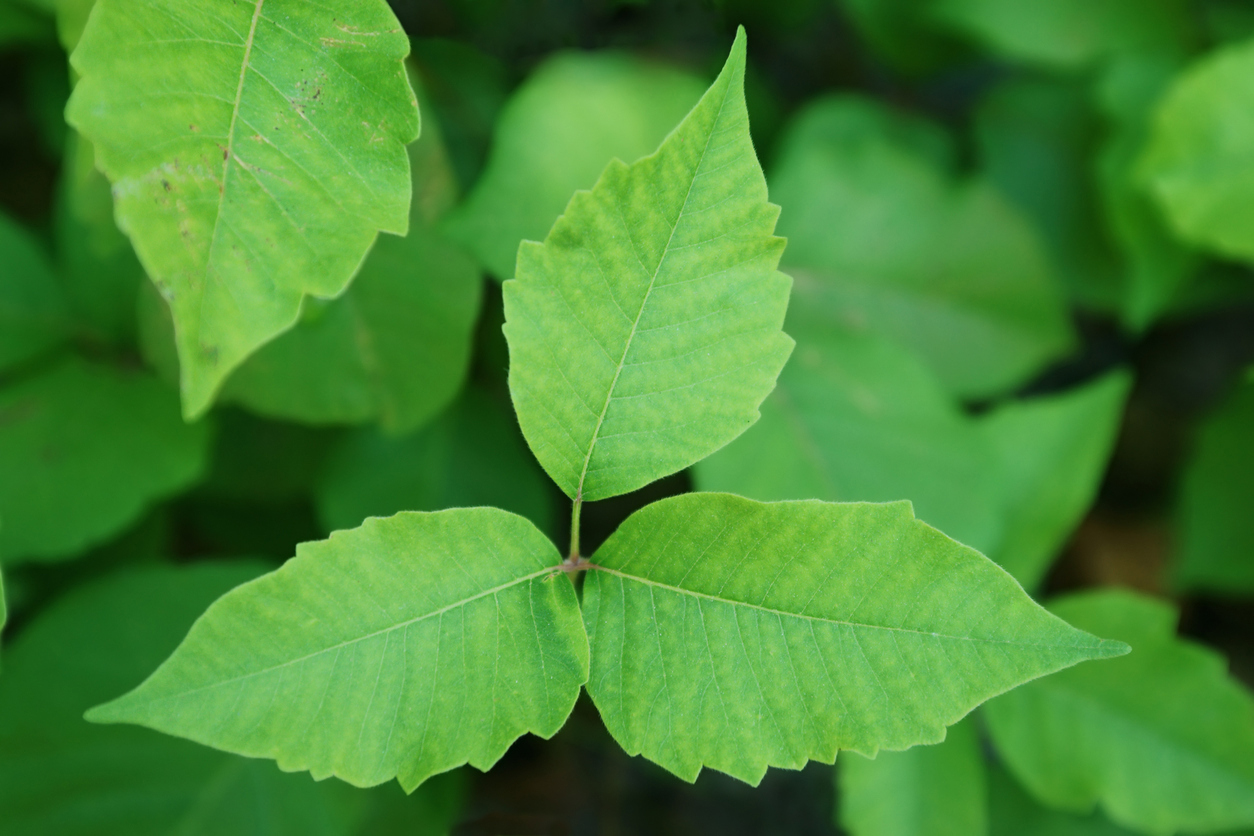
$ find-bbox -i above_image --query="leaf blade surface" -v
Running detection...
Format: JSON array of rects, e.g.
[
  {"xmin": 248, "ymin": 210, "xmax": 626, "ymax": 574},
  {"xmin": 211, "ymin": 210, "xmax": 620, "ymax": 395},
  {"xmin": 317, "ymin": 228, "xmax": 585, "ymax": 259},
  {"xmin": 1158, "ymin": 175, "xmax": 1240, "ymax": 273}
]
[
  {"xmin": 503, "ymin": 29, "xmax": 793, "ymax": 502},
  {"xmin": 88, "ymin": 509, "xmax": 588, "ymax": 791},
  {"xmin": 582, "ymin": 493, "xmax": 1127, "ymax": 784}
]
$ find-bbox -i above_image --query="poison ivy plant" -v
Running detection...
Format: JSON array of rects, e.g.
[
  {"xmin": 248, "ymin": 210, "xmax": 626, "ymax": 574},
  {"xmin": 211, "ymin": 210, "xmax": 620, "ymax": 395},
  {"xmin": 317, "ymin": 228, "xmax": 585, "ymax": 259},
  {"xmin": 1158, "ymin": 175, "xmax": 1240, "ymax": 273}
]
[
  {"xmin": 771, "ymin": 94, "xmax": 1075, "ymax": 399},
  {"xmin": 695, "ymin": 302, "xmax": 1128, "ymax": 591},
  {"xmin": 0, "ymin": 562, "xmax": 463, "ymax": 835},
  {"xmin": 442, "ymin": 52, "xmax": 705, "ymax": 281},
  {"xmin": 1140, "ymin": 36, "xmax": 1254, "ymax": 264},
  {"xmin": 88, "ymin": 31, "xmax": 1127, "ymax": 796},
  {"xmin": 1175, "ymin": 376, "xmax": 1254, "ymax": 592},
  {"xmin": 66, "ymin": 0, "xmax": 421, "ymax": 417},
  {"xmin": 0, "ymin": 211, "xmax": 69, "ymax": 374},
  {"xmin": 985, "ymin": 589, "xmax": 1254, "ymax": 834},
  {"xmin": 316, "ymin": 386, "xmax": 556, "ymax": 538},
  {"xmin": 0, "ymin": 357, "xmax": 210, "ymax": 563},
  {"xmin": 838, "ymin": 717, "xmax": 986, "ymax": 836}
]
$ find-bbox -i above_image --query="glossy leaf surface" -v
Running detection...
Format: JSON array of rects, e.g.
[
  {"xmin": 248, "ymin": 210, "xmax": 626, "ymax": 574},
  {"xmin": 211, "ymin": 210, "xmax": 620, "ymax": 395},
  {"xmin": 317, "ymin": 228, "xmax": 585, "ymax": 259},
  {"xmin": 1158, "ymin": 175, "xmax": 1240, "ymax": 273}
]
[
  {"xmin": 67, "ymin": 0, "xmax": 420, "ymax": 417},
  {"xmin": 0, "ymin": 562, "xmax": 463, "ymax": 836},
  {"xmin": 772, "ymin": 95, "xmax": 1073, "ymax": 398},
  {"xmin": 582, "ymin": 493, "xmax": 1127, "ymax": 784},
  {"xmin": 442, "ymin": 52, "xmax": 705, "ymax": 280},
  {"xmin": 986, "ymin": 589, "xmax": 1254, "ymax": 834},
  {"xmin": 1141, "ymin": 38, "xmax": 1254, "ymax": 264},
  {"xmin": 0, "ymin": 358, "xmax": 210, "ymax": 563},
  {"xmin": 504, "ymin": 30, "xmax": 793, "ymax": 501},
  {"xmin": 316, "ymin": 387, "xmax": 556, "ymax": 538},
  {"xmin": 89, "ymin": 509, "xmax": 588, "ymax": 791},
  {"xmin": 839, "ymin": 717, "xmax": 987, "ymax": 836}
]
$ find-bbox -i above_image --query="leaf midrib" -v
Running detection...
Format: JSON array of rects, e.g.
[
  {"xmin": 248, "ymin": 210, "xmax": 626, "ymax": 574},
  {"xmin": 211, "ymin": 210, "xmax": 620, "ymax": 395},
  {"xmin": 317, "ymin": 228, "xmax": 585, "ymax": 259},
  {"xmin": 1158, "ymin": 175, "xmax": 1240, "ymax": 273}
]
[
  {"xmin": 590, "ymin": 565, "xmax": 1112, "ymax": 652},
  {"xmin": 572, "ymin": 77, "xmax": 735, "ymax": 500},
  {"xmin": 117, "ymin": 566, "xmax": 559, "ymax": 705}
]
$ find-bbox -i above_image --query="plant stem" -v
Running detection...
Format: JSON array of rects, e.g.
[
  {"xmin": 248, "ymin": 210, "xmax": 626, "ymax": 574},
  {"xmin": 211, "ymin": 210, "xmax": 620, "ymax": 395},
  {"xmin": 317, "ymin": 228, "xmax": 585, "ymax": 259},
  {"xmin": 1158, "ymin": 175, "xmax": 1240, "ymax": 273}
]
[{"xmin": 568, "ymin": 496, "xmax": 582, "ymax": 563}]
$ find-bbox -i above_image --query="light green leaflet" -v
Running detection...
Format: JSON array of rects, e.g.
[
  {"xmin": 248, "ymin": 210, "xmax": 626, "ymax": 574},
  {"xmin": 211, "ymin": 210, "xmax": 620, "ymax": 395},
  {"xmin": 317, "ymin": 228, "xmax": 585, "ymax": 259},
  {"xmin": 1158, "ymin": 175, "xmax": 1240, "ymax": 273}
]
[
  {"xmin": 695, "ymin": 306, "xmax": 1129, "ymax": 590},
  {"xmin": 67, "ymin": 0, "xmax": 420, "ymax": 418},
  {"xmin": 442, "ymin": 51, "xmax": 705, "ymax": 281},
  {"xmin": 772, "ymin": 95, "xmax": 1073, "ymax": 399},
  {"xmin": 931, "ymin": 0, "xmax": 1194, "ymax": 69},
  {"xmin": 88, "ymin": 510, "xmax": 589, "ymax": 791},
  {"xmin": 0, "ymin": 563, "xmax": 463, "ymax": 836},
  {"xmin": 582, "ymin": 493, "xmax": 1128, "ymax": 784},
  {"xmin": 985, "ymin": 589, "xmax": 1254, "ymax": 835},
  {"xmin": 0, "ymin": 357, "xmax": 210, "ymax": 564},
  {"xmin": 839, "ymin": 717, "xmax": 987, "ymax": 836},
  {"xmin": 1175, "ymin": 379, "xmax": 1254, "ymax": 592},
  {"xmin": 0, "ymin": 211, "xmax": 69, "ymax": 374},
  {"xmin": 316, "ymin": 386, "xmax": 557, "ymax": 538},
  {"xmin": 504, "ymin": 29, "xmax": 794, "ymax": 502},
  {"xmin": 1140, "ymin": 37, "xmax": 1254, "ymax": 264},
  {"xmin": 989, "ymin": 764, "xmax": 1139, "ymax": 836}
]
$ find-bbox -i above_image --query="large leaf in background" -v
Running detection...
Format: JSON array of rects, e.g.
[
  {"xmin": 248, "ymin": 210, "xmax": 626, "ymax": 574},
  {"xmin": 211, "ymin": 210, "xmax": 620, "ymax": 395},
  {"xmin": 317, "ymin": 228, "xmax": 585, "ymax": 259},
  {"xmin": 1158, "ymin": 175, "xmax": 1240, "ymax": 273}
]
[
  {"xmin": 839, "ymin": 717, "xmax": 987, "ymax": 836},
  {"xmin": 67, "ymin": 0, "xmax": 420, "ymax": 418},
  {"xmin": 0, "ymin": 0, "xmax": 53, "ymax": 48},
  {"xmin": 0, "ymin": 563, "xmax": 463, "ymax": 836},
  {"xmin": 442, "ymin": 51, "xmax": 705, "ymax": 280},
  {"xmin": 772, "ymin": 95, "xmax": 1073, "ymax": 399},
  {"xmin": 0, "ymin": 212, "xmax": 68, "ymax": 374},
  {"xmin": 582, "ymin": 493, "xmax": 1127, "ymax": 784},
  {"xmin": 982, "ymin": 373, "xmax": 1130, "ymax": 590},
  {"xmin": 1095, "ymin": 56, "xmax": 1199, "ymax": 330},
  {"xmin": 989, "ymin": 763, "xmax": 1139, "ymax": 836},
  {"xmin": 89, "ymin": 509, "xmax": 588, "ymax": 791},
  {"xmin": 217, "ymin": 223, "xmax": 480, "ymax": 432},
  {"xmin": 974, "ymin": 77, "xmax": 1123, "ymax": 315},
  {"xmin": 1140, "ymin": 38, "xmax": 1254, "ymax": 264},
  {"xmin": 985, "ymin": 589, "xmax": 1254, "ymax": 834},
  {"xmin": 0, "ymin": 358, "xmax": 210, "ymax": 564},
  {"xmin": 1175, "ymin": 377, "xmax": 1254, "ymax": 592},
  {"xmin": 216, "ymin": 88, "xmax": 480, "ymax": 432},
  {"xmin": 930, "ymin": 0, "xmax": 1194, "ymax": 69},
  {"xmin": 316, "ymin": 386, "xmax": 556, "ymax": 538},
  {"xmin": 504, "ymin": 31, "xmax": 793, "ymax": 503},
  {"xmin": 695, "ymin": 305, "xmax": 1128, "ymax": 590},
  {"xmin": 55, "ymin": 132, "xmax": 146, "ymax": 345},
  {"xmin": 693, "ymin": 310, "xmax": 1003, "ymax": 553}
]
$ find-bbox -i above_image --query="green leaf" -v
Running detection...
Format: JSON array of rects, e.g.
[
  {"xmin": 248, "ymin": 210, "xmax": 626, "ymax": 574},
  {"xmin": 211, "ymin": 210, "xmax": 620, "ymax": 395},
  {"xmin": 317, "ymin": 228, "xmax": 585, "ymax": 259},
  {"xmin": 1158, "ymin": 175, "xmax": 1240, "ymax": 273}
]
[
  {"xmin": 217, "ymin": 224, "xmax": 480, "ymax": 431},
  {"xmin": 693, "ymin": 312, "xmax": 1003, "ymax": 553},
  {"xmin": 839, "ymin": 717, "xmax": 987, "ymax": 836},
  {"xmin": 88, "ymin": 509, "xmax": 588, "ymax": 791},
  {"xmin": 695, "ymin": 307, "xmax": 1128, "ymax": 590},
  {"xmin": 985, "ymin": 589, "xmax": 1254, "ymax": 834},
  {"xmin": 316, "ymin": 386, "xmax": 557, "ymax": 539},
  {"xmin": 974, "ymin": 77, "xmax": 1124, "ymax": 314},
  {"xmin": 1140, "ymin": 37, "xmax": 1254, "ymax": 264},
  {"xmin": 0, "ymin": 562, "xmax": 464, "ymax": 835},
  {"xmin": 0, "ymin": 211, "xmax": 69, "ymax": 375},
  {"xmin": 832, "ymin": 0, "xmax": 969, "ymax": 74},
  {"xmin": 442, "ymin": 50, "xmax": 705, "ymax": 281},
  {"xmin": 931, "ymin": 0, "xmax": 1195, "ymax": 69},
  {"xmin": 772, "ymin": 95, "xmax": 1073, "ymax": 398},
  {"xmin": 582, "ymin": 492, "xmax": 1128, "ymax": 784},
  {"xmin": 989, "ymin": 763, "xmax": 1139, "ymax": 836},
  {"xmin": 1175, "ymin": 379, "xmax": 1254, "ymax": 592},
  {"xmin": 66, "ymin": 0, "xmax": 421, "ymax": 418},
  {"xmin": 55, "ymin": 132, "xmax": 146, "ymax": 346},
  {"xmin": 982, "ymin": 373, "xmax": 1130, "ymax": 590},
  {"xmin": 503, "ymin": 30, "xmax": 793, "ymax": 502},
  {"xmin": 0, "ymin": 357, "xmax": 210, "ymax": 564}
]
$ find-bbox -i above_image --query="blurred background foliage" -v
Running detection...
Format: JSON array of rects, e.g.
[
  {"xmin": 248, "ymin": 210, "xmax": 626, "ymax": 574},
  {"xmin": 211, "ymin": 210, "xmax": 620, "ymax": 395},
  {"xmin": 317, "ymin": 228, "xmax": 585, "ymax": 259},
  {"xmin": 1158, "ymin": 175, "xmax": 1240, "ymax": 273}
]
[{"xmin": 1, "ymin": 0, "xmax": 1253, "ymax": 834}]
